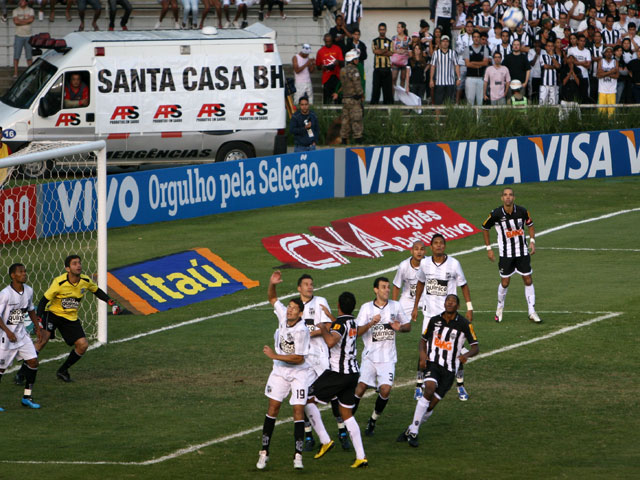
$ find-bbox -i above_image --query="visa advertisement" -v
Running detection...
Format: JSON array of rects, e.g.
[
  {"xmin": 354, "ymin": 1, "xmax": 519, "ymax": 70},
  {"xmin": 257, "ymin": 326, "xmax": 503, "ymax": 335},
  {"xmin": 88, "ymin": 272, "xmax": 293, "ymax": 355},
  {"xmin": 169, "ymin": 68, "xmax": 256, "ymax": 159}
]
[{"xmin": 343, "ymin": 129, "xmax": 640, "ymax": 196}]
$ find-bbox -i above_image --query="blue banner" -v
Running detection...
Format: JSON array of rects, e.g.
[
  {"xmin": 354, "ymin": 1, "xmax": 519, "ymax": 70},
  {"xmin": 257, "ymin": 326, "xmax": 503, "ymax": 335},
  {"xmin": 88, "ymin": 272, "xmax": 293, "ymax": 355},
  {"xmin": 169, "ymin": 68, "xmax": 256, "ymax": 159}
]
[{"xmin": 343, "ymin": 129, "xmax": 640, "ymax": 196}]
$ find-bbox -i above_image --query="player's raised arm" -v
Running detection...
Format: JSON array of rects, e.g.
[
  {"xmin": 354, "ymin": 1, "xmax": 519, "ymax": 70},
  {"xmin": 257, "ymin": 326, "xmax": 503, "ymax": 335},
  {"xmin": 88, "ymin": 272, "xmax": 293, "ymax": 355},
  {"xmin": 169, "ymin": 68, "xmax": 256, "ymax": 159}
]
[{"xmin": 268, "ymin": 270, "xmax": 282, "ymax": 306}]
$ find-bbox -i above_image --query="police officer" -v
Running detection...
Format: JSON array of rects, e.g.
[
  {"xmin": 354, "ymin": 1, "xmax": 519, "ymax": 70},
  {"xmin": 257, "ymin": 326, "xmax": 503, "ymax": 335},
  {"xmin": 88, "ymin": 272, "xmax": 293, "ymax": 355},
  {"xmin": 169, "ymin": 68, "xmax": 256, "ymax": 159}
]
[{"xmin": 338, "ymin": 49, "xmax": 364, "ymax": 145}]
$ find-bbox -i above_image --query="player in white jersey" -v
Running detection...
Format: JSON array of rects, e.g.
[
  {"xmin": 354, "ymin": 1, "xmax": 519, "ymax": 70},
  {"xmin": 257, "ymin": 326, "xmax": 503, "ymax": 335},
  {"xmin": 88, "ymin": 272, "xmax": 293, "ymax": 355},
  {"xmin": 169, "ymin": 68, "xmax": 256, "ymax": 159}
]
[
  {"xmin": 392, "ymin": 241, "xmax": 427, "ymax": 319},
  {"xmin": 398, "ymin": 294, "xmax": 479, "ymax": 447},
  {"xmin": 353, "ymin": 276, "xmax": 411, "ymax": 436},
  {"xmin": 257, "ymin": 271, "xmax": 311, "ymax": 470},
  {"xmin": 0, "ymin": 263, "xmax": 43, "ymax": 410},
  {"xmin": 304, "ymin": 292, "xmax": 368, "ymax": 468},
  {"xmin": 296, "ymin": 274, "xmax": 351, "ymax": 451},
  {"xmin": 411, "ymin": 234, "xmax": 474, "ymax": 401}
]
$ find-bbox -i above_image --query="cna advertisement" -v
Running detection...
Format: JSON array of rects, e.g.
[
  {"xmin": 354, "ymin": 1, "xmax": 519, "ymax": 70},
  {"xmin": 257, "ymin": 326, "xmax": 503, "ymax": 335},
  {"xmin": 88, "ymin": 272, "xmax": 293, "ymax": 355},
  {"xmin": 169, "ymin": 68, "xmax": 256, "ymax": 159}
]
[
  {"xmin": 94, "ymin": 54, "xmax": 286, "ymax": 134},
  {"xmin": 343, "ymin": 129, "xmax": 640, "ymax": 196}
]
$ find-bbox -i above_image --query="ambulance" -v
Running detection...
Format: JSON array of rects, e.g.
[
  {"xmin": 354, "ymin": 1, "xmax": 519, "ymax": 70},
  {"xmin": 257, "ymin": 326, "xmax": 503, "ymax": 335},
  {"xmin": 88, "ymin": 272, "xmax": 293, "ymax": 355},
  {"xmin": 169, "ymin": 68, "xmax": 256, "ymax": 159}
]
[{"xmin": 0, "ymin": 24, "xmax": 287, "ymax": 177}]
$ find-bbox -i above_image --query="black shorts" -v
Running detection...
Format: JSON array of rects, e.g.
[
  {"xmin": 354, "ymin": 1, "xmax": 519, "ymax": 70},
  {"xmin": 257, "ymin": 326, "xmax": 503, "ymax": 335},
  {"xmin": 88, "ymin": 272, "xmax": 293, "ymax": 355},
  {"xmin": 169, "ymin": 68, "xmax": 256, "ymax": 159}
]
[
  {"xmin": 43, "ymin": 312, "xmax": 86, "ymax": 346},
  {"xmin": 433, "ymin": 85, "xmax": 456, "ymax": 105},
  {"xmin": 424, "ymin": 362, "xmax": 455, "ymax": 400},
  {"xmin": 499, "ymin": 255, "xmax": 533, "ymax": 277},
  {"xmin": 308, "ymin": 371, "xmax": 359, "ymax": 408}
]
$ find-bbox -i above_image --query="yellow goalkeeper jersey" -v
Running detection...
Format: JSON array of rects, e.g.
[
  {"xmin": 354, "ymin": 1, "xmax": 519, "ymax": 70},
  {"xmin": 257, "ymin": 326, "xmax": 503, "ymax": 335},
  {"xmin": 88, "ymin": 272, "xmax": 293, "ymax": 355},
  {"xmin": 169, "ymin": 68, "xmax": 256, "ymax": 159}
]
[{"xmin": 44, "ymin": 273, "xmax": 98, "ymax": 321}]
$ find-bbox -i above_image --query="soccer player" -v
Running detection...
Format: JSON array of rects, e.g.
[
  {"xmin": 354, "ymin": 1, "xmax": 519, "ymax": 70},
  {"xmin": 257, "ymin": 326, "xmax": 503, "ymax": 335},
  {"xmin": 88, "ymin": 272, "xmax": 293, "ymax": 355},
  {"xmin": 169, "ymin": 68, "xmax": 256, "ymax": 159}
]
[
  {"xmin": 353, "ymin": 276, "xmax": 411, "ymax": 436},
  {"xmin": 398, "ymin": 294, "xmax": 479, "ymax": 447},
  {"xmin": 0, "ymin": 263, "xmax": 43, "ymax": 410},
  {"xmin": 304, "ymin": 292, "xmax": 368, "ymax": 468},
  {"xmin": 410, "ymin": 234, "xmax": 474, "ymax": 401},
  {"xmin": 482, "ymin": 187, "xmax": 541, "ymax": 323},
  {"xmin": 296, "ymin": 274, "xmax": 351, "ymax": 451},
  {"xmin": 14, "ymin": 254, "xmax": 121, "ymax": 385},
  {"xmin": 256, "ymin": 271, "xmax": 310, "ymax": 471}
]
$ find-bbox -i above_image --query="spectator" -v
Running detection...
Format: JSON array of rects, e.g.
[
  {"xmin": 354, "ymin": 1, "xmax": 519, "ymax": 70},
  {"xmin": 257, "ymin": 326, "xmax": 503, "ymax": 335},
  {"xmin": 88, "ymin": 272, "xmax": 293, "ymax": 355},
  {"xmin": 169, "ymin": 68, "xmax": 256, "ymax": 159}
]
[
  {"xmin": 467, "ymin": 0, "xmax": 483, "ymax": 19},
  {"xmin": 524, "ymin": 0, "xmax": 541, "ymax": 35},
  {"xmin": 553, "ymin": 12, "xmax": 570, "ymax": 39},
  {"xmin": 312, "ymin": 0, "xmax": 337, "ymax": 22},
  {"xmin": 108, "ymin": 0, "xmax": 131, "ymax": 30},
  {"xmin": 629, "ymin": 5, "xmax": 640, "ymax": 28},
  {"xmin": 155, "ymin": 0, "xmax": 180, "ymax": 29},
  {"xmin": 293, "ymin": 44, "xmax": 315, "ymax": 104},
  {"xmin": 181, "ymin": 0, "xmax": 198, "ymax": 29},
  {"xmin": 504, "ymin": 39, "xmax": 532, "ymax": 96},
  {"xmin": 329, "ymin": 13, "xmax": 351, "ymax": 51},
  {"xmin": 337, "ymin": 49, "xmax": 364, "ymax": 145},
  {"xmin": 560, "ymin": 54, "xmax": 583, "ymax": 101},
  {"xmin": 64, "ymin": 72, "xmax": 90, "ymax": 108},
  {"xmin": 290, "ymin": 96, "xmax": 319, "ymax": 152},
  {"xmin": 430, "ymin": 35, "xmax": 461, "ymax": 104},
  {"xmin": 259, "ymin": 0, "xmax": 289, "ymax": 20},
  {"xmin": 77, "ymin": 0, "xmax": 101, "ymax": 31},
  {"xmin": 488, "ymin": 24, "xmax": 503, "ymax": 52},
  {"xmin": 539, "ymin": 40, "xmax": 562, "ymax": 104},
  {"xmin": 474, "ymin": 1, "xmax": 496, "ymax": 34},
  {"xmin": 565, "ymin": 0, "xmax": 586, "ymax": 32},
  {"xmin": 419, "ymin": 18, "xmax": 432, "ymax": 47},
  {"xmin": 233, "ymin": 0, "xmax": 254, "ymax": 28},
  {"xmin": 597, "ymin": 45, "xmax": 618, "ymax": 114},
  {"xmin": 543, "ymin": 0, "xmax": 567, "ymax": 25},
  {"xmin": 453, "ymin": 1, "xmax": 467, "ymax": 36},
  {"xmin": 568, "ymin": 33, "xmax": 592, "ymax": 102},
  {"xmin": 391, "ymin": 22, "xmax": 411, "ymax": 89},
  {"xmin": 12, "ymin": 0, "xmax": 33, "ymax": 79},
  {"xmin": 626, "ymin": 22, "xmax": 640, "ymax": 51},
  {"xmin": 602, "ymin": 15, "xmax": 621, "ymax": 47},
  {"xmin": 494, "ymin": 29, "xmax": 513, "ymax": 60},
  {"xmin": 509, "ymin": 79, "xmax": 528, "ymax": 104},
  {"xmin": 341, "ymin": 0, "xmax": 362, "ymax": 33},
  {"xmin": 455, "ymin": 21, "xmax": 474, "ymax": 103},
  {"xmin": 199, "ymin": 0, "xmax": 223, "ymax": 29},
  {"xmin": 409, "ymin": 43, "xmax": 428, "ymax": 100},
  {"xmin": 463, "ymin": 30, "xmax": 491, "ymax": 105},
  {"xmin": 46, "ymin": 0, "xmax": 73, "ymax": 22},
  {"xmin": 316, "ymin": 33, "xmax": 344, "ymax": 104},
  {"xmin": 614, "ymin": 44, "xmax": 632, "ymax": 103},
  {"xmin": 528, "ymin": 39, "xmax": 543, "ymax": 102},
  {"xmin": 590, "ymin": 30, "xmax": 605, "ymax": 102},
  {"xmin": 345, "ymin": 28, "xmax": 367, "ymax": 93},
  {"xmin": 371, "ymin": 22, "xmax": 393, "ymax": 104},
  {"xmin": 433, "ymin": 0, "xmax": 455, "ymax": 38},
  {"xmin": 484, "ymin": 51, "xmax": 511, "ymax": 104},
  {"xmin": 626, "ymin": 54, "xmax": 640, "ymax": 102},
  {"xmin": 431, "ymin": 25, "xmax": 443, "ymax": 52},
  {"xmin": 614, "ymin": 7, "xmax": 630, "ymax": 35}
]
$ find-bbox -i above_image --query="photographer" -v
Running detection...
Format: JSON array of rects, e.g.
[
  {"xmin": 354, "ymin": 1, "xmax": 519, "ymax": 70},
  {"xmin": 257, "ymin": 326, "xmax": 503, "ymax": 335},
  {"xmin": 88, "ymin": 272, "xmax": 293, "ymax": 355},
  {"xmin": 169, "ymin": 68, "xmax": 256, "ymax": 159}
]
[{"xmin": 290, "ymin": 97, "xmax": 319, "ymax": 152}]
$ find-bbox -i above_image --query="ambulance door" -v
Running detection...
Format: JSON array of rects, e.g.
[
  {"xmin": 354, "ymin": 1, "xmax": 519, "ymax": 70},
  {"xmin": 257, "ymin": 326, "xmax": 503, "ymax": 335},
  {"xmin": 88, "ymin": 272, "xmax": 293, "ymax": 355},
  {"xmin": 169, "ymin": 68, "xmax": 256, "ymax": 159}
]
[{"xmin": 33, "ymin": 70, "xmax": 96, "ymax": 142}]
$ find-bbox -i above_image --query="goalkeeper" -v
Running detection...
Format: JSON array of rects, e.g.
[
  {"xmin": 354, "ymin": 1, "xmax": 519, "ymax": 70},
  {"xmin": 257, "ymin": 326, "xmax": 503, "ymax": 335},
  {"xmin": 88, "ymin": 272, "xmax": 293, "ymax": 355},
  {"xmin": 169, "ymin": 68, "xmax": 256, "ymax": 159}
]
[{"xmin": 15, "ymin": 254, "xmax": 121, "ymax": 384}]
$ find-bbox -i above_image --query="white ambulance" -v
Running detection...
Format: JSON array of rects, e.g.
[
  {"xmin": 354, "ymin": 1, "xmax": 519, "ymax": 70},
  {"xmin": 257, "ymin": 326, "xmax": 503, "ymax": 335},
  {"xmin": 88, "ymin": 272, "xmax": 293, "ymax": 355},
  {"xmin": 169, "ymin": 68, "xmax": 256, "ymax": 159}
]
[{"xmin": 0, "ymin": 24, "xmax": 287, "ymax": 177}]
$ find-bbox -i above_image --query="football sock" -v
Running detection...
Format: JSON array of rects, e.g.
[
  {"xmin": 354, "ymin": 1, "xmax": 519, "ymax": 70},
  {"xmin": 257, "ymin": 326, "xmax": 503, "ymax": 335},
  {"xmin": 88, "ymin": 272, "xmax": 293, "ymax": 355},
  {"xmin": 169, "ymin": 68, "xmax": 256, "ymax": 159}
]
[
  {"xmin": 261, "ymin": 415, "xmax": 276, "ymax": 454},
  {"xmin": 304, "ymin": 414, "xmax": 313, "ymax": 438},
  {"xmin": 409, "ymin": 396, "xmax": 430, "ymax": 434},
  {"xmin": 23, "ymin": 364, "xmax": 38, "ymax": 397},
  {"xmin": 456, "ymin": 366, "xmax": 465, "ymax": 385},
  {"xmin": 420, "ymin": 404, "xmax": 435, "ymax": 425},
  {"xmin": 525, "ymin": 284, "xmax": 536, "ymax": 314},
  {"xmin": 304, "ymin": 403, "xmax": 331, "ymax": 444},
  {"xmin": 60, "ymin": 349, "xmax": 83, "ymax": 371},
  {"xmin": 344, "ymin": 416, "xmax": 365, "ymax": 460},
  {"xmin": 497, "ymin": 284, "xmax": 508, "ymax": 309},
  {"xmin": 294, "ymin": 420, "xmax": 305, "ymax": 454},
  {"xmin": 373, "ymin": 393, "xmax": 389, "ymax": 418},
  {"xmin": 351, "ymin": 395, "xmax": 361, "ymax": 415}
]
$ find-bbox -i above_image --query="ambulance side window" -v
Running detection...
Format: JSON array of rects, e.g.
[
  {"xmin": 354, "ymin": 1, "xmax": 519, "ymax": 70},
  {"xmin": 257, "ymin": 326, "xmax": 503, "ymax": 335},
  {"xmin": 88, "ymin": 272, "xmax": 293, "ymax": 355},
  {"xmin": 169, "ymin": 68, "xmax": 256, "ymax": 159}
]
[
  {"xmin": 63, "ymin": 71, "xmax": 90, "ymax": 109},
  {"xmin": 38, "ymin": 74, "xmax": 64, "ymax": 118}
]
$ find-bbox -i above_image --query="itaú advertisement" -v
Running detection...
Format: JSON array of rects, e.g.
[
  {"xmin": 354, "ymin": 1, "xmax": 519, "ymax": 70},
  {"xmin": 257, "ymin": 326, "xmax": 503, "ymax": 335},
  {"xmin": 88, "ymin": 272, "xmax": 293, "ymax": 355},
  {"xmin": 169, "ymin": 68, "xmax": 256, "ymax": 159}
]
[
  {"xmin": 261, "ymin": 202, "xmax": 479, "ymax": 269},
  {"xmin": 343, "ymin": 129, "xmax": 640, "ymax": 196},
  {"xmin": 95, "ymin": 54, "xmax": 285, "ymax": 134}
]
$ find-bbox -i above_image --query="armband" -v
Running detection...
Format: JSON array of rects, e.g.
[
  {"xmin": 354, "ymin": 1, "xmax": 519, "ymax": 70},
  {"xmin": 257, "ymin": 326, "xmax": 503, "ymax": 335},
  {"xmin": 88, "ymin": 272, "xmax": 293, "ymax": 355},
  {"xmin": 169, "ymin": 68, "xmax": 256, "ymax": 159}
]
[
  {"xmin": 530, "ymin": 238, "xmax": 535, "ymax": 243},
  {"xmin": 466, "ymin": 302, "xmax": 473, "ymax": 311}
]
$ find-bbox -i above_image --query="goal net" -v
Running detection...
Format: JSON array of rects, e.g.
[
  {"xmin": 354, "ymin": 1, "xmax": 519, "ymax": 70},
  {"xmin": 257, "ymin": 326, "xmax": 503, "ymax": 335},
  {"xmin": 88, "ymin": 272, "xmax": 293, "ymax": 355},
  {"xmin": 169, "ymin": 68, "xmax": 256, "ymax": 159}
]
[{"xmin": 0, "ymin": 140, "xmax": 108, "ymax": 343}]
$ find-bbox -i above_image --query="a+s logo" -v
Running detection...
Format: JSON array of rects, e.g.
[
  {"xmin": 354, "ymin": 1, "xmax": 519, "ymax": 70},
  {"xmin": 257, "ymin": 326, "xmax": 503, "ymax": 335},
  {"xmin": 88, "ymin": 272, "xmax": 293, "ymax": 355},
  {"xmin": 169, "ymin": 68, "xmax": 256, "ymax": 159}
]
[
  {"xmin": 55, "ymin": 113, "xmax": 81, "ymax": 127},
  {"xmin": 154, "ymin": 105, "xmax": 182, "ymax": 119},
  {"xmin": 111, "ymin": 106, "xmax": 140, "ymax": 120},
  {"xmin": 197, "ymin": 104, "xmax": 226, "ymax": 118},
  {"xmin": 240, "ymin": 102, "xmax": 268, "ymax": 117}
]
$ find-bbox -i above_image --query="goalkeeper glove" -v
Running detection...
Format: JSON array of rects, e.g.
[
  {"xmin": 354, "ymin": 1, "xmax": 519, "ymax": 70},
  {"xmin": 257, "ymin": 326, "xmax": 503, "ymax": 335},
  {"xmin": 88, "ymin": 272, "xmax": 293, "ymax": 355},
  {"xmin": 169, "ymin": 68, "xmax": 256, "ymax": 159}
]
[{"xmin": 108, "ymin": 299, "xmax": 122, "ymax": 315}]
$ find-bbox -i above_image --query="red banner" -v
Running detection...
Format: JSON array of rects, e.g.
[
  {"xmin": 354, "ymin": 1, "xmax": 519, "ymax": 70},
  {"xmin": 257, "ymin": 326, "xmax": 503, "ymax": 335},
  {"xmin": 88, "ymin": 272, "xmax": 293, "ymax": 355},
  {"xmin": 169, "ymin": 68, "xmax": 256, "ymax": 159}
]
[
  {"xmin": 262, "ymin": 202, "xmax": 479, "ymax": 269},
  {"xmin": 0, "ymin": 185, "xmax": 38, "ymax": 245}
]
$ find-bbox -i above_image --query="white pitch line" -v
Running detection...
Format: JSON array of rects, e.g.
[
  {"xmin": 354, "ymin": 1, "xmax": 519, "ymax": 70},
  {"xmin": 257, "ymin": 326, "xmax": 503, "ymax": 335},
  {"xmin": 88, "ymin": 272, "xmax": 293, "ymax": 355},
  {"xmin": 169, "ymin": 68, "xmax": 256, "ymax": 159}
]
[
  {"xmin": 538, "ymin": 247, "xmax": 640, "ymax": 252},
  {"xmin": 5, "ymin": 206, "xmax": 639, "ymax": 375},
  {"xmin": 1, "ymin": 311, "xmax": 622, "ymax": 466}
]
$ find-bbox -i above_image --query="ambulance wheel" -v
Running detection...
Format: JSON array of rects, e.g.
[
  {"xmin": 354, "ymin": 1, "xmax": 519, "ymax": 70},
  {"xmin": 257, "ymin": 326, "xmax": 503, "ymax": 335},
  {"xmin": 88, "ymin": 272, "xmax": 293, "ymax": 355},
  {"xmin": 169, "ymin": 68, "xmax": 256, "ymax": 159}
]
[
  {"xmin": 20, "ymin": 160, "xmax": 53, "ymax": 179},
  {"xmin": 216, "ymin": 142, "xmax": 254, "ymax": 162}
]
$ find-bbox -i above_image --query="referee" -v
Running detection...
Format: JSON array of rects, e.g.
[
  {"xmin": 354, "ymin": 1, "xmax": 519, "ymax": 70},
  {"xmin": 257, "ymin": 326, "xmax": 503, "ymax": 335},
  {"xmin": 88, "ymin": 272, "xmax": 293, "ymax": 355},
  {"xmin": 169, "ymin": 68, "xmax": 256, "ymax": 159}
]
[{"xmin": 482, "ymin": 188, "xmax": 541, "ymax": 323}]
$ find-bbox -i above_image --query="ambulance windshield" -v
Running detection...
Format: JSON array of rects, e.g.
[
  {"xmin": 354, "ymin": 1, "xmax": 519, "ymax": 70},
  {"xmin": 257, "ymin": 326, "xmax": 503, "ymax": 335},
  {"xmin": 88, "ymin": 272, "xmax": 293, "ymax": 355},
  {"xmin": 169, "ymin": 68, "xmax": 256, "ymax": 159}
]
[{"xmin": 2, "ymin": 59, "xmax": 58, "ymax": 109}]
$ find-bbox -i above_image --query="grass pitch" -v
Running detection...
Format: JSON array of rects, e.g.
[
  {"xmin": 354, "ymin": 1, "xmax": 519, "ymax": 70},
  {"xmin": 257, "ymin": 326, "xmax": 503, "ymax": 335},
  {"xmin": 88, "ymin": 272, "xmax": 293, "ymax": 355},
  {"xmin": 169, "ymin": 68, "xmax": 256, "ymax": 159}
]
[{"xmin": 0, "ymin": 176, "xmax": 639, "ymax": 480}]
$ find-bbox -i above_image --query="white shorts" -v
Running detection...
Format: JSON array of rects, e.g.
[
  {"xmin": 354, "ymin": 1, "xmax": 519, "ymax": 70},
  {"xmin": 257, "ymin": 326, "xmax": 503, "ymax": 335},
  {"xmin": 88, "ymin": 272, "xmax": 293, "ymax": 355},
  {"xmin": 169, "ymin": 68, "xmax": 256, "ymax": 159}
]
[
  {"xmin": 236, "ymin": 0, "xmax": 256, "ymax": 6},
  {"xmin": 307, "ymin": 353, "xmax": 329, "ymax": 379},
  {"xmin": 0, "ymin": 339, "xmax": 37, "ymax": 370},
  {"xmin": 359, "ymin": 357, "xmax": 395, "ymax": 388},
  {"xmin": 265, "ymin": 367, "xmax": 311, "ymax": 405}
]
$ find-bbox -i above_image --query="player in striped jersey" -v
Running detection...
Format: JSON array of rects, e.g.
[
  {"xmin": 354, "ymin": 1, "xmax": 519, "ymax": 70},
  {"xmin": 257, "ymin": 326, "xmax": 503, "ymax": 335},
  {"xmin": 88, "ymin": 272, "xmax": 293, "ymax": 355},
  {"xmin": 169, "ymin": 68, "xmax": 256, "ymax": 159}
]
[
  {"xmin": 482, "ymin": 187, "xmax": 541, "ymax": 323},
  {"xmin": 410, "ymin": 234, "xmax": 474, "ymax": 401},
  {"xmin": 304, "ymin": 292, "xmax": 368, "ymax": 468},
  {"xmin": 0, "ymin": 263, "xmax": 43, "ymax": 410},
  {"xmin": 398, "ymin": 294, "xmax": 479, "ymax": 447},
  {"xmin": 256, "ymin": 271, "xmax": 310, "ymax": 470},
  {"xmin": 353, "ymin": 277, "xmax": 411, "ymax": 437},
  {"xmin": 295, "ymin": 274, "xmax": 351, "ymax": 451}
]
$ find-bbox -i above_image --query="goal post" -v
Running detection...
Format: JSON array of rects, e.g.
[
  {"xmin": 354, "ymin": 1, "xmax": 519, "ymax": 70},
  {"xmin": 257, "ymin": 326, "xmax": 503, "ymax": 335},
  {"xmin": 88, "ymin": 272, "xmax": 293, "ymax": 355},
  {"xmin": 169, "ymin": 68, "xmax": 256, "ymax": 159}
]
[{"xmin": 0, "ymin": 140, "xmax": 108, "ymax": 343}]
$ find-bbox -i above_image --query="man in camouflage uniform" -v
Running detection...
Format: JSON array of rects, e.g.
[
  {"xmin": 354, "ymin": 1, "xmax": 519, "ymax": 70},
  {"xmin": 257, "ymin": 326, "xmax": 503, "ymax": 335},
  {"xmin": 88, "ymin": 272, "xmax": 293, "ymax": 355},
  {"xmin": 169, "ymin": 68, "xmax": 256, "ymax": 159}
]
[{"xmin": 340, "ymin": 49, "xmax": 364, "ymax": 145}]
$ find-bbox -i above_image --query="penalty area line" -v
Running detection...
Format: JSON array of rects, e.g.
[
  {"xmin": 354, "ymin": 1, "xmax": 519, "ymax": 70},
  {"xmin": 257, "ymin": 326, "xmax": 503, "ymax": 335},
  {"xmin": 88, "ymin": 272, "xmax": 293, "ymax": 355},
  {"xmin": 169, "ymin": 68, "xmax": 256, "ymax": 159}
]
[{"xmin": 1, "ymin": 311, "xmax": 622, "ymax": 466}]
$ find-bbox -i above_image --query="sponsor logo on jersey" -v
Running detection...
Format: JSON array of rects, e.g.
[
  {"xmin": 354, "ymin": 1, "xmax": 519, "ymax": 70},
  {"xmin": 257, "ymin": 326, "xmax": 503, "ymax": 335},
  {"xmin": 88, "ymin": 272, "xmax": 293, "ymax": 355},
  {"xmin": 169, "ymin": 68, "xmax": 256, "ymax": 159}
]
[
  {"xmin": 434, "ymin": 333, "xmax": 452, "ymax": 351},
  {"xmin": 107, "ymin": 248, "xmax": 259, "ymax": 315},
  {"xmin": 55, "ymin": 113, "xmax": 81, "ymax": 127},
  {"xmin": 505, "ymin": 228, "xmax": 524, "ymax": 238}
]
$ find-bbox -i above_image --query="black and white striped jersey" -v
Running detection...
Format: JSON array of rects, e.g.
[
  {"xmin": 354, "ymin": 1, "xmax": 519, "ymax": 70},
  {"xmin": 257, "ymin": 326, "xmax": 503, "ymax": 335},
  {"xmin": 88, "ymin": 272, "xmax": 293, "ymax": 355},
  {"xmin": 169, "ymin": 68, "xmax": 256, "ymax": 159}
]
[
  {"xmin": 542, "ymin": 2, "xmax": 567, "ymax": 21},
  {"xmin": 539, "ymin": 51, "xmax": 561, "ymax": 85},
  {"xmin": 327, "ymin": 315, "xmax": 359, "ymax": 374},
  {"xmin": 431, "ymin": 48, "xmax": 460, "ymax": 85},
  {"xmin": 423, "ymin": 312, "xmax": 478, "ymax": 373},
  {"xmin": 482, "ymin": 204, "xmax": 534, "ymax": 258},
  {"xmin": 474, "ymin": 12, "xmax": 496, "ymax": 30},
  {"xmin": 602, "ymin": 27, "xmax": 620, "ymax": 46},
  {"xmin": 341, "ymin": 0, "xmax": 362, "ymax": 25}
]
